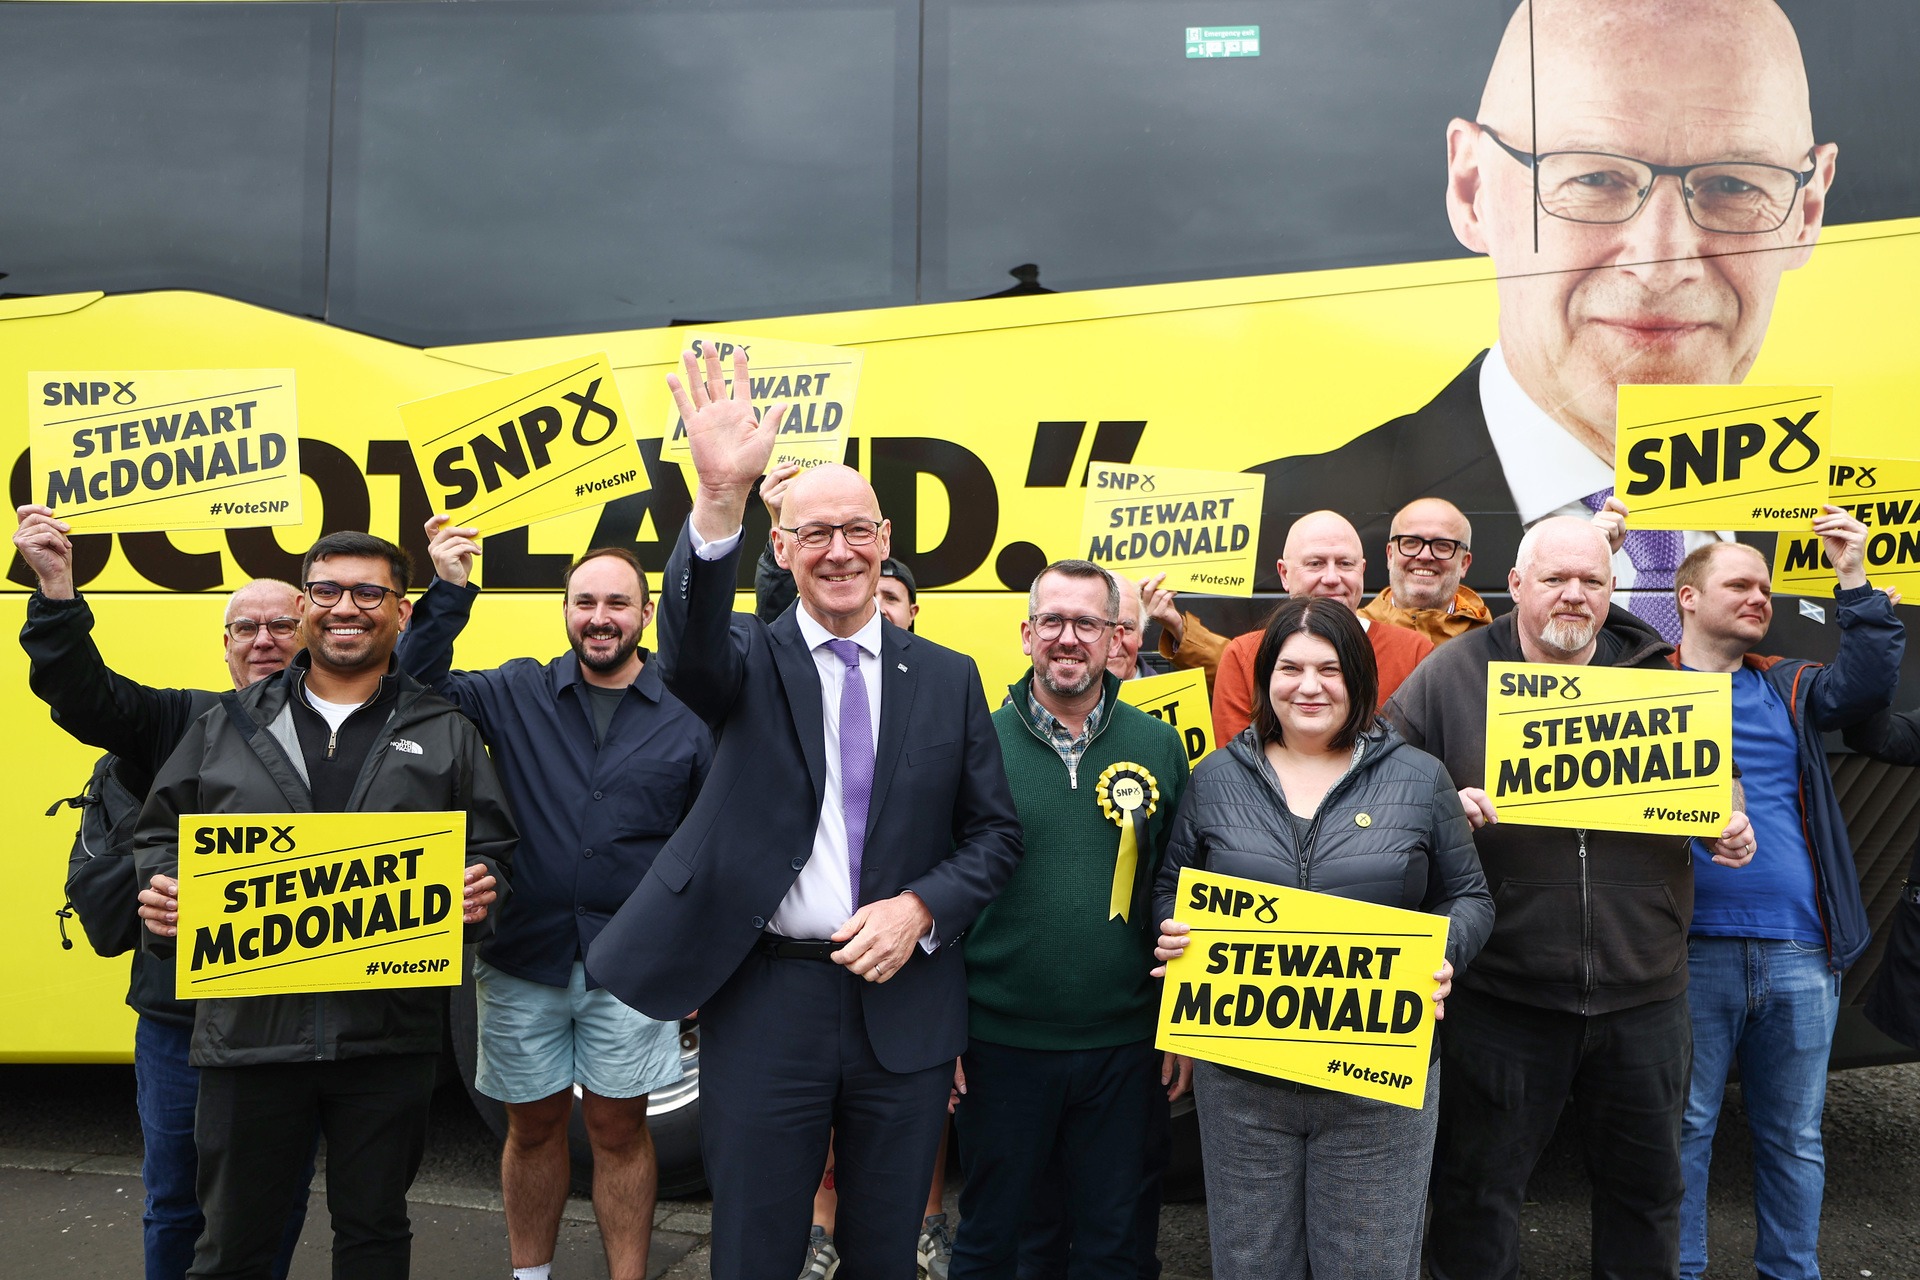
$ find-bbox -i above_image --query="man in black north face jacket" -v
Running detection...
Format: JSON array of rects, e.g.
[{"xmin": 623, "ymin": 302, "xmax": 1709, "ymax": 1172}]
[{"xmin": 135, "ymin": 532, "xmax": 516, "ymax": 1280}]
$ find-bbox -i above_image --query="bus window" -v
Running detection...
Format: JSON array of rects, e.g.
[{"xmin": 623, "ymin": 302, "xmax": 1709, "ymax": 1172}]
[
  {"xmin": 326, "ymin": 0, "xmax": 919, "ymax": 346},
  {"xmin": 0, "ymin": 3, "xmax": 331, "ymax": 315},
  {"xmin": 921, "ymin": 0, "xmax": 1501, "ymax": 302}
]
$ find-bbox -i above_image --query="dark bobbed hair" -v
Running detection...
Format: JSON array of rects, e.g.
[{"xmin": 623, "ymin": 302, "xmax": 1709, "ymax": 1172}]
[
  {"xmin": 1250, "ymin": 597, "xmax": 1378, "ymax": 749},
  {"xmin": 564, "ymin": 546, "xmax": 651, "ymax": 608},
  {"xmin": 301, "ymin": 531, "xmax": 412, "ymax": 593}
]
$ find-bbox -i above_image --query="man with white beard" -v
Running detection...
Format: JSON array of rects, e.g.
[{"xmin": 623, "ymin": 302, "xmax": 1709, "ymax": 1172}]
[{"xmin": 1383, "ymin": 517, "xmax": 1756, "ymax": 1279}]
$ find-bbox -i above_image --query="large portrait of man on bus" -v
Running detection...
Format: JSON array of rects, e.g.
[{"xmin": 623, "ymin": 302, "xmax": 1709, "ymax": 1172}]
[{"xmin": 1251, "ymin": 0, "xmax": 1836, "ymax": 614}]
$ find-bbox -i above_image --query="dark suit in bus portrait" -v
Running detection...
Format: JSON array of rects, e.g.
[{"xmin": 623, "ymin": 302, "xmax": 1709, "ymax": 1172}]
[{"xmin": 1252, "ymin": 0, "xmax": 1837, "ymax": 607}]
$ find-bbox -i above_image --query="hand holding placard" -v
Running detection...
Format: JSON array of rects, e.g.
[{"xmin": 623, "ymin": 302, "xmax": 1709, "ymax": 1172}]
[
  {"xmin": 424, "ymin": 515, "xmax": 481, "ymax": 589},
  {"xmin": 12, "ymin": 504, "xmax": 76, "ymax": 599},
  {"xmin": 1773, "ymin": 458, "xmax": 1920, "ymax": 597}
]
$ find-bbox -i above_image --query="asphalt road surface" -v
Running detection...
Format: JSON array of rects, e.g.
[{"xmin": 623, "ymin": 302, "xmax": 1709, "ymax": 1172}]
[{"xmin": 3, "ymin": 1059, "xmax": 1917, "ymax": 1277}]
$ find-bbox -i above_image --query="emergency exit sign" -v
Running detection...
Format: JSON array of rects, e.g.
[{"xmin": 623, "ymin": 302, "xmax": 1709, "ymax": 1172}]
[{"xmin": 1185, "ymin": 26, "xmax": 1260, "ymax": 57}]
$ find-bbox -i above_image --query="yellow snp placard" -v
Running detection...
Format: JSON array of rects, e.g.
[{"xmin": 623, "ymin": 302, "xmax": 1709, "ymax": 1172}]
[
  {"xmin": 29, "ymin": 369, "xmax": 302, "ymax": 533},
  {"xmin": 1615, "ymin": 384, "xmax": 1831, "ymax": 530},
  {"xmin": 1081, "ymin": 464, "xmax": 1265, "ymax": 596},
  {"xmin": 1484, "ymin": 662, "xmax": 1733, "ymax": 836},
  {"xmin": 401, "ymin": 354, "xmax": 643, "ymax": 536},
  {"xmin": 661, "ymin": 333, "xmax": 863, "ymax": 472},
  {"xmin": 1155, "ymin": 868, "xmax": 1448, "ymax": 1108},
  {"xmin": 1117, "ymin": 668, "xmax": 1215, "ymax": 767},
  {"xmin": 175, "ymin": 812, "xmax": 466, "ymax": 999},
  {"xmin": 1773, "ymin": 457, "xmax": 1920, "ymax": 598}
]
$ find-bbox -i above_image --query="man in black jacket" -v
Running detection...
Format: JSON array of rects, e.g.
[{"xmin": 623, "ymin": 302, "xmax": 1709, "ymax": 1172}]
[
  {"xmin": 14, "ymin": 502, "xmax": 311, "ymax": 1280},
  {"xmin": 1385, "ymin": 517, "xmax": 1754, "ymax": 1280},
  {"xmin": 135, "ymin": 531, "xmax": 517, "ymax": 1280}
]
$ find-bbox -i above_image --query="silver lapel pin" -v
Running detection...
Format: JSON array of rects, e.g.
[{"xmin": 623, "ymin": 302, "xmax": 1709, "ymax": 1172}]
[{"xmin": 897, "ymin": 663, "xmax": 909, "ymax": 672}]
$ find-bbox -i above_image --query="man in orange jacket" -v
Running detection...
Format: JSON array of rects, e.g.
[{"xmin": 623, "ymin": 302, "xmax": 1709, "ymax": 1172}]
[{"xmin": 1206, "ymin": 510, "xmax": 1431, "ymax": 742}]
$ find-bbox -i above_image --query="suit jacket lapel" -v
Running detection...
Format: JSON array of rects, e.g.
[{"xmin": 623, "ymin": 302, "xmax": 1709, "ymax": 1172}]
[
  {"xmin": 769, "ymin": 608, "xmax": 827, "ymax": 802},
  {"xmin": 864, "ymin": 624, "xmax": 917, "ymax": 850}
]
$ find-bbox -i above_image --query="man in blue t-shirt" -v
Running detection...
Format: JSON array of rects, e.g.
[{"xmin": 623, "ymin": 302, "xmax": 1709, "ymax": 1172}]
[{"xmin": 1670, "ymin": 510, "xmax": 1903, "ymax": 1280}]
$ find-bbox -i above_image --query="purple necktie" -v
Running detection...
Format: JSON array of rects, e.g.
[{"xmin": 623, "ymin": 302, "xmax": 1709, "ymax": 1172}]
[
  {"xmin": 1582, "ymin": 488, "xmax": 1684, "ymax": 644},
  {"xmin": 825, "ymin": 639, "xmax": 873, "ymax": 910}
]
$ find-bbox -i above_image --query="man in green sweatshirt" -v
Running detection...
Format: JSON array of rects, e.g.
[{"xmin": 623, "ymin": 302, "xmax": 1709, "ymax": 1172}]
[{"xmin": 950, "ymin": 559, "xmax": 1191, "ymax": 1280}]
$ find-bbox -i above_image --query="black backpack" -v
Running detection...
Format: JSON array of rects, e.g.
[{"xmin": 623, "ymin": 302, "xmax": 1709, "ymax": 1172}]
[{"xmin": 49, "ymin": 753, "xmax": 148, "ymax": 959}]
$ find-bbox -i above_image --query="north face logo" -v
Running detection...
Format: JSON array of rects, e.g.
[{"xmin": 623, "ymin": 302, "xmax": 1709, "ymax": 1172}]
[{"xmin": 390, "ymin": 738, "xmax": 423, "ymax": 755}]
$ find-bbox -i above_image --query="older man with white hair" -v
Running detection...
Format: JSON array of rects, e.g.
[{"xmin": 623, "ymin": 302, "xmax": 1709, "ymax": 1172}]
[{"xmin": 1385, "ymin": 516, "xmax": 1755, "ymax": 1280}]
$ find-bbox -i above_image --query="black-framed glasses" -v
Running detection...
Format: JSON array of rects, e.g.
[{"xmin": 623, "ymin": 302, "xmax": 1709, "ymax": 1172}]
[
  {"xmin": 304, "ymin": 580, "xmax": 404, "ymax": 610},
  {"xmin": 1478, "ymin": 124, "xmax": 1817, "ymax": 235},
  {"xmin": 779, "ymin": 519, "xmax": 882, "ymax": 550},
  {"xmin": 1030, "ymin": 613, "xmax": 1115, "ymax": 642},
  {"xmin": 1388, "ymin": 535, "xmax": 1468, "ymax": 561},
  {"xmin": 224, "ymin": 616, "xmax": 301, "ymax": 642}
]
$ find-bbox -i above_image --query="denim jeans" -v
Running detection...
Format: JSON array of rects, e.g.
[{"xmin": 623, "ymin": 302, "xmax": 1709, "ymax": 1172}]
[
  {"xmin": 134, "ymin": 1018, "xmax": 312, "ymax": 1280},
  {"xmin": 1681, "ymin": 936, "xmax": 1841, "ymax": 1280}
]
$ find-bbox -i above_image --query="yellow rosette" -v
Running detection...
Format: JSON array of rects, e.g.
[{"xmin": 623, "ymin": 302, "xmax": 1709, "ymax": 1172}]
[{"xmin": 1096, "ymin": 761, "xmax": 1160, "ymax": 922}]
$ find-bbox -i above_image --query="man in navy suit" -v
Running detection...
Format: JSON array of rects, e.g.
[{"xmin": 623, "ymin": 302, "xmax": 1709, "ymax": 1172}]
[{"xmin": 588, "ymin": 346, "xmax": 1024, "ymax": 1280}]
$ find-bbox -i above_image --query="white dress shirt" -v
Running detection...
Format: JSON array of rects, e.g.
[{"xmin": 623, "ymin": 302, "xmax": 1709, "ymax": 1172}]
[
  {"xmin": 1478, "ymin": 344, "xmax": 1725, "ymax": 599},
  {"xmin": 690, "ymin": 523, "xmax": 931, "ymax": 946}
]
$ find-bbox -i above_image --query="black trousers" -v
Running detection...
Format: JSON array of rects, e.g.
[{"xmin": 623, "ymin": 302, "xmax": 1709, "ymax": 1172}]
[
  {"xmin": 698, "ymin": 952, "xmax": 951, "ymax": 1280},
  {"xmin": 1016, "ymin": 1082, "xmax": 1171, "ymax": 1280},
  {"xmin": 951, "ymin": 1037, "xmax": 1161, "ymax": 1280},
  {"xmin": 190, "ymin": 1053, "xmax": 437, "ymax": 1280},
  {"xmin": 1426, "ymin": 988, "xmax": 1691, "ymax": 1280}
]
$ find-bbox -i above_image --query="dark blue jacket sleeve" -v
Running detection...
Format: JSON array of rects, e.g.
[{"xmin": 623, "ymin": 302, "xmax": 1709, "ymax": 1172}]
[
  {"xmin": 655, "ymin": 527, "xmax": 749, "ymax": 727},
  {"xmin": 1803, "ymin": 585, "xmax": 1905, "ymax": 732},
  {"xmin": 396, "ymin": 578, "xmax": 501, "ymax": 734}
]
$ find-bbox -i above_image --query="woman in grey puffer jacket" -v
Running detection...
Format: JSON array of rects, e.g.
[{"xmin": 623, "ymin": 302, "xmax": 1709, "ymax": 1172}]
[{"xmin": 1151, "ymin": 598, "xmax": 1491, "ymax": 1280}]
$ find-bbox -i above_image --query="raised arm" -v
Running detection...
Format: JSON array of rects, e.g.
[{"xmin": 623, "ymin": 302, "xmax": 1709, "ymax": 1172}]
[
  {"xmin": 1803, "ymin": 509, "xmax": 1904, "ymax": 730},
  {"xmin": 17, "ymin": 504, "xmax": 205, "ymax": 775},
  {"xmin": 655, "ymin": 347, "xmax": 790, "ymax": 721},
  {"xmin": 394, "ymin": 515, "xmax": 502, "ymax": 729}
]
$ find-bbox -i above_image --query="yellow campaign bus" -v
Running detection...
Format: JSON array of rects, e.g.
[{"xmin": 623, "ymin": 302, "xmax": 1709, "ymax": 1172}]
[{"xmin": 5, "ymin": 0, "xmax": 1919, "ymax": 1195}]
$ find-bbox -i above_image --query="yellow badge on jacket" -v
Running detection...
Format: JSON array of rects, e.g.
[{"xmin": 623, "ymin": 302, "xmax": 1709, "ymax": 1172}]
[{"xmin": 1095, "ymin": 762, "xmax": 1160, "ymax": 922}]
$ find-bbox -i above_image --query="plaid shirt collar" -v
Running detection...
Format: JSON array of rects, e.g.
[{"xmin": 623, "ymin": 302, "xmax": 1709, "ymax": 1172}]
[{"xmin": 1028, "ymin": 688, "xmax": 1103, "ymax": 768}]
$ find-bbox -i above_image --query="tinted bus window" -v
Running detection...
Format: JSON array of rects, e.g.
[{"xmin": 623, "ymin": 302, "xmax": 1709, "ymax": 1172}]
[
  {"xmin": 0, "ymin": 3, "xmax": 331, "ymax": 313},
  {"xmin": 922, "ymin": 1, "xmax": 1507, "ymax": 301},
  {"xmin": 922, "ymin": 0, "xmax": 1920, "ymax": 304},
  {"xmin": 327, "ymin": 0, "xmax": 918, "ymax": 346}
]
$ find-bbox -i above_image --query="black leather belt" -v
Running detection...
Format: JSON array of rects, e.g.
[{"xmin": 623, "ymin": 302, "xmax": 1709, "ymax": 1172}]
[{"xmin": 755, "ymin": 932, "xmax": 845, "ymax": 961}]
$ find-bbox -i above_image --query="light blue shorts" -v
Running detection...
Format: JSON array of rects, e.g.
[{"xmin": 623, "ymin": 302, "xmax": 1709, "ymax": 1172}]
[{"xmin": 473, "ymin": 957, "xmax": 684, "ymax": 1104}]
